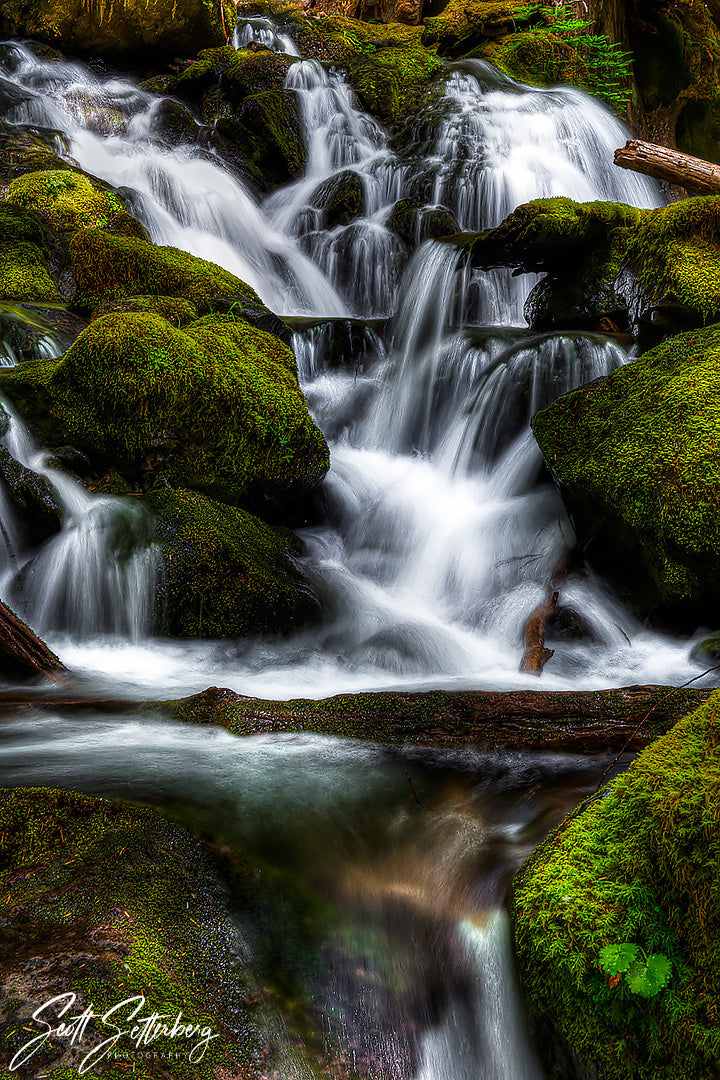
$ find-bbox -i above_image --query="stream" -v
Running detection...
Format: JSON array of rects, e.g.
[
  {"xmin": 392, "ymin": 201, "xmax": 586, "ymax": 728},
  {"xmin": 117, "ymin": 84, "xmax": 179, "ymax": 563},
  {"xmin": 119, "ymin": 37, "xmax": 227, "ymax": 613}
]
[{"xmin": 0, "ymin": 18, "xmax": 707, "ymax": 1079}]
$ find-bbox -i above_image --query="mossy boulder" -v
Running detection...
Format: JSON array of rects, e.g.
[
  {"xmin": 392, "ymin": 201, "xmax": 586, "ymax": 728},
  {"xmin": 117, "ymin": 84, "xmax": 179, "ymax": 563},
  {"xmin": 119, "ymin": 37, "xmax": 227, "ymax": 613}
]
[
  {"xmin": 225, "ymin": 88, "xmax": 306, "ymax": 186},
  {"xmin": 388, "ymin": 197, "xmax": 459, "ymax": 246},
  {"xmin": 532, "ymin": 324, "xmax": 720, "ymax": 621},
  {"xmin": 344, "ymin": 36, "xmax": 442, "ymax": 126},
  {"xmin": 1, "ymin": 169, "xmax": 146, "ymax": 239},
  {"xmin": 467, "ymin": 196, "xmax": 720, "ymax": 335},
  {"xmin": 422, "ymin": 0, "xmax": 532, "ymax": 56},
  {"xmin": 149, "ymin": 488, "xmax": 319, "ymax": 638},
  {"xmin": 0, "ymin": 310, "xmax": 329, "ymax": 504},
  {"xmin": 91, "ymin": 294, "xmax": 199, "ymax": 327},
  {"xmin": 0, "ymin": 203, "xmax": 60, "ymax": 302},
  {"xmin": 483, "ymin": 29, "xmax": 589, "ymax": 87},
  {"xmin": 67, "ymin": 229, "xmax": 288, "ymax": 340},
  {"xmin": 0, "ymin": 786, "xmax": 303, "ymax": 1078},
  {"xmin": 0, "ymin": 0, "xmax": 232, "ymax": 62},
  {"xmin": 0, "ymin": 120, "xmax": 74, "ymax": 180},
  {"xmin": 511, "ymin": 690, "xmax": 720, "ymax": 1080}
]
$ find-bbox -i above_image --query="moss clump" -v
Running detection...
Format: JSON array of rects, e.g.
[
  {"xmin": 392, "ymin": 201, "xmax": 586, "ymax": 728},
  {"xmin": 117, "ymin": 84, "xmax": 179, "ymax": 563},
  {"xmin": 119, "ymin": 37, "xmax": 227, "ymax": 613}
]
[
  {"xmin": 68, "ymin": 229, "xmax": 264, "ymax": 317},
  {"xmin": 511, "ymin": 691, "xmax": 720, "ymax": 1080},
  {"xmin": 422, "ymin": 0, "xmax": 530, "ymax": 55},
  {"xmin": 0, "ymin": 310, "xmax": 329, "ymax": 503},
  {"xmin": 0, "ymin": 786, "xmax": 275, "ymax": 1079},
  {"xmin": 2, "ymin": 169, "xmax": 146, "ymax": 239},
  {"xmin": 0, "ymin": 204, "xmax": 60, "ymax": 302},
  {"xmin": 345, "ymin": 41, "xmax": 443, "ymax": 126},
  {"xmin": 485, "ymin": 29, "xmax": 589, "ymax": 87},
  {"xmin": 532, "ymin": 324, "xmax": 720, "ymax": 618},
  {"xmin": 149, "ymin": 488, "xmax": 319, "ymax": 638},
  {"xmin": 92, "ymin": 294, "xmax": 199, "ymax": 327},
  {"xmin": 0, "ymin": 120, "xmax": 74, "ymax": 180}
]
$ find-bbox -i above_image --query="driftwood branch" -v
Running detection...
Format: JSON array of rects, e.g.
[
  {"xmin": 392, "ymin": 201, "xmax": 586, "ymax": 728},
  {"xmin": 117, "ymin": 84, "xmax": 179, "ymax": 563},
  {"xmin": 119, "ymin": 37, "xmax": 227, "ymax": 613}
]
[
  {"xmin": 0, "ymin": 599, "xmax": 66, "ymax": 683},
  {"xmin": 614, "ymin": 139, "xmax": 720, "ymax": 195}
]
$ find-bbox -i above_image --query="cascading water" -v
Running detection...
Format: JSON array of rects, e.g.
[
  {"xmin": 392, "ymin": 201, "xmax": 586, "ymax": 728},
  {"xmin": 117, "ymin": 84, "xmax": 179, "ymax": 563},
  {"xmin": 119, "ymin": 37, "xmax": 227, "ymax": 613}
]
[{"xmin": 0, "ymin": 30, "xmax": 705, "ymax": 696}]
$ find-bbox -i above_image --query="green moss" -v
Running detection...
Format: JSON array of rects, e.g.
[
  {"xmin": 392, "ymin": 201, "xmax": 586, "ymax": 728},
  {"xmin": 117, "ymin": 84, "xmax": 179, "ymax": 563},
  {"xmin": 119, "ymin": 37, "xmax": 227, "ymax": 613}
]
[
  {"xmin": 346, "ymin": 42, "xmax": 443, "ymax": 126},
  {"xmin": 92, "ymin": 294, "xmax": 199, "ymax": 326},
  {"xmin": 422, "ymin": 0, "xmax": 531, "ymax": 55},
  {"xmin": 0, "ymin": 204, "xmax": 60, "ymax": 302},
  {"xmin": 0, "ymin": 120, "xmax": 73, "ymax": 180},
  {"xmin": 532, "ymin": 323, "xmax": 720, "ymax": 616},
  {"xmin": 485, "ymin": 29, "xmax": 589, "ymax": 87},
  {"xmin": 468, "ymin": 196, "xmax": 720, "ymax": 329},
  {"xmin": 229, "ymin": 88, "xmax": 306, "ymax": 183},
  {"xmin": 0, "ymin": 310, "xmax": 329, "ymax": 503},
  {"xmin": 68, "ymin": 229, "xmax": 263, "ymax": 316},
  {"xmin": 0, "ymin": 787, "xmax": 272, "ymax": 1079},
  {"xmin": 148, "ymin": 488, "xmax": 319, "ymax": 638},
  {"xmin": 2, "ymin": 169, "xmax": 146, "ymax": 238},
  {"xmin": 511, "ymin": 690, "xmax": 720, "ymax": 1080}
]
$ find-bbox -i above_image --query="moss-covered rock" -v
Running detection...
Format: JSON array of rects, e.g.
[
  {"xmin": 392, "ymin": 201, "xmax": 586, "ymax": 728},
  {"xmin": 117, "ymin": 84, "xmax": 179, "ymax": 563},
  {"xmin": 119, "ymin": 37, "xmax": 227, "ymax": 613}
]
[
  {"xmin": 91, "ymin": 294, "xmax": 199, "ymax": 327},
  {"xmin": 345, "ymin": 39, "xmax": 443, "ymax": 125},
  {"xmin": 388, "ymin": 198, "xmax": 459, "ymax": 246},
  {"xmin": 511, "ymin": 690, "xmax": 720, "ymax": 1080},
  {"xmin": 0, "ymin": 310, "xmax": 329, "ymax": 504},
  {"xmin": 2, "ymin": 169, "xmax": 146, "ymax": 239},
  {"xmin": 67, "ymin": 229, "xmax": 288, "ymax": 340},
  {"xmin": 149, "ymin": 488, "xmax": 319, "ymax": 638},
  {"xmin": 226, "ymin": 88, "xmax": 306, "ymax": 185},
  {"xmin": 532, "ymin": 324, "xmax": 720, "ymax": 620},
  {"xmin": 422, "ymin": 0, "xmax": 529, "ymax": 56},
  {"xmin": 0, "ymin": 786, "xmax": 312, "ymax": 1078},
  {"xmin": 0, "ymin": 120, "xmax": 75, "ymax": 181},
  {"xmin": 0, "ymin": 204, "xmax": 60, "ymax": 303},
  {"xmin": 483, "ymin": 28, "xmax": 589, "ymax": 87},
  {"xmin": 0, "ymin": 0, "xmax": 233, "ymax": 62},
  {"xmin": 467, "ymin": 196, "xmax": 720, "ymax": 334}
]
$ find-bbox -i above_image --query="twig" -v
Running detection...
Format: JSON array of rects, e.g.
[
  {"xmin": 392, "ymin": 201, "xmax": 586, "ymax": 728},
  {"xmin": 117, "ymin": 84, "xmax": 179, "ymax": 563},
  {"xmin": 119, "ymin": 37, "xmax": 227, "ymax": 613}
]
[{"xmin": 404, "ymin": 767, "xmax": 424, "ymax": 809}]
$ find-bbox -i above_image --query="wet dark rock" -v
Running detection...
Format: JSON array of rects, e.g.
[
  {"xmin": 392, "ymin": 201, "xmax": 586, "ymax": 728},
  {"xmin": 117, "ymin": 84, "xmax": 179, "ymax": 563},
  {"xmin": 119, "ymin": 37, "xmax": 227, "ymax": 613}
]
[
  {"xmin": 0, "ymin": 445, "xmax": 63, "ymax": 545},
  {"xmin": 311, "ymin": 169, "xmax": 366, "ymax": 228},
  {"xmin": 148, "ymin": 96, "xmax": 201, "ymax": 144},
  {"xmin": 389, "ymin": 198, "xmax": 459, "ymax": 247},
  {"xmin": 690, "ymin": 632, "xmax": 720, "ymax": 665}
]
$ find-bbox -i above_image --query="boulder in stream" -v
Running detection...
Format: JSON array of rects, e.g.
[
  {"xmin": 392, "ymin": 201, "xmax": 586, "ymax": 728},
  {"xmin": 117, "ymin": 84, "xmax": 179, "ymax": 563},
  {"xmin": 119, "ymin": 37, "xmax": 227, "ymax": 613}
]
[
  {"xmin": 532, "ymin": 323, "xmax": 720, "ymax": 624},
  {"xmin": 511, "ymin": 689, "xmax": 720, "ymax": 1080},
  {"xmin": 149, "ymin": 488, "xmax": 320, "ymax": 638},
  {"xmin": 0, "ymin": 309, "xmax": 329, "ymax": 505}
]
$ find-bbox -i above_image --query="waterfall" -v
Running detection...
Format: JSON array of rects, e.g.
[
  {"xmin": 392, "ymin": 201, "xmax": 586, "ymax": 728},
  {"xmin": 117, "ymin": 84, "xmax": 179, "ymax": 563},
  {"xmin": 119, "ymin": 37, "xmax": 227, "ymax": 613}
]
[
  {"xmin": 0, "ymin": 403, "xmax": 159, "ymax": 641},
  {"xmin": 0, "ymin": 28, "xmax": 703, "ymax": 695}
]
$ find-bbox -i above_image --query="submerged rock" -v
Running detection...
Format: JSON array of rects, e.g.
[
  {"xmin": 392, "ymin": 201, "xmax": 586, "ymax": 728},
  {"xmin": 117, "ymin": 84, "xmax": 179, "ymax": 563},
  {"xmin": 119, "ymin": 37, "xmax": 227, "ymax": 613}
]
[
  {"xmin": 511, "ymin": 690, "xmax": 720, "ymax": 1080},
  {"xmin": 0, "ymin": 310, "xmax": 329, "ymax": 505},
  {"xmin": 532, "ymin": 324, "xmax": 720, "ymax": 623},
  {"xmin": 149, "ymin": 488, "xmax": 320, "ymax": 638}
]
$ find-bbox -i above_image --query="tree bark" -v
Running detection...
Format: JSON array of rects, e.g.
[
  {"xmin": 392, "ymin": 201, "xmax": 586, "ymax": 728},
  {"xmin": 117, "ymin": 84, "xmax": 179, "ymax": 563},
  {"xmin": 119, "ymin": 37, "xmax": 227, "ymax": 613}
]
[
  {"xmin": 614, "ymin": 138, "xmax": 720, "ymax": 195},
  {"xmin": 705, "ymin": 0, "xmax": 720, "ymax": 31},
  {"xmin": 0, "ymin": 599, "xmax": 66, "ymax": 683}
]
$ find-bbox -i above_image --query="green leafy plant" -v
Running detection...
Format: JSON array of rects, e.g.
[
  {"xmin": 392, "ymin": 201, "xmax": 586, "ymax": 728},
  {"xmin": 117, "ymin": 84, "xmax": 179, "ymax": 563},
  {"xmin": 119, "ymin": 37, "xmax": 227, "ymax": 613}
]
[
  {"xmin": 515, "ymin": 3, "xmax": 633, "ymax": 110},
  {"xmin": 599, "ymin": 943, "xmax": 672, "ymax": 999}
]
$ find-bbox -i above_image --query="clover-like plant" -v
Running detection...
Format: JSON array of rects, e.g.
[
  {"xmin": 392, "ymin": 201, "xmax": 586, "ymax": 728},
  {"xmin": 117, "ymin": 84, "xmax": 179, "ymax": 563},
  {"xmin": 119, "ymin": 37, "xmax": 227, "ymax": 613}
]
[{"xmin": 599, "ymin": 943, "xmax": 672, "ymax": 999}]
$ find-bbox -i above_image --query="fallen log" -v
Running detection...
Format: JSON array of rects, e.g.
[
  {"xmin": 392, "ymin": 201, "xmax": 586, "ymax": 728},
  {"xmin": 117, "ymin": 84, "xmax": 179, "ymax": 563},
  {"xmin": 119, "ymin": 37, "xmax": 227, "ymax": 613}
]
[
  {"xmin": 614, "ymin": 139, "xmax": 720, "ymax": 195},
  {"xmin": 0, "ymin": 599, "xmax": 66, "ymax": 683}
]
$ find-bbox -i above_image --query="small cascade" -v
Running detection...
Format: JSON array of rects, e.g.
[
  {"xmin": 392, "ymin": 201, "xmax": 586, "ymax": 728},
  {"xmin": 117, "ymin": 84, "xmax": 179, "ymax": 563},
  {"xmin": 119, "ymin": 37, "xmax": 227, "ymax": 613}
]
[
  {"xmin": 0, "ymin": 393, "xmax": 158, "ymax": 642},
  {"xmin": 0, "ymin": 43, "xmax": 343, "ymax": 317},
  {"xmin": 233, "ymin": 14, "xmax": 300, "ymax": 55},
  {"xmin": 266, "ymin": 60, "xmax": 406, "ymax": 315}
]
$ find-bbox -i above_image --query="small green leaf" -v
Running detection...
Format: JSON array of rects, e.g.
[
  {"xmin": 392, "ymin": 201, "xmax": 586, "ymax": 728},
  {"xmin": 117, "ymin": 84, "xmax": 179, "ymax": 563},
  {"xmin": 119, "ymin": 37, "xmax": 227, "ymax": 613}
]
[
  {"xmin": 599, "ymin": 942, "xmax": 640, "ymax": 976},
  {"xmin": 625, "ymin": 953, "xmax": 672, "ymax": 998}
]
